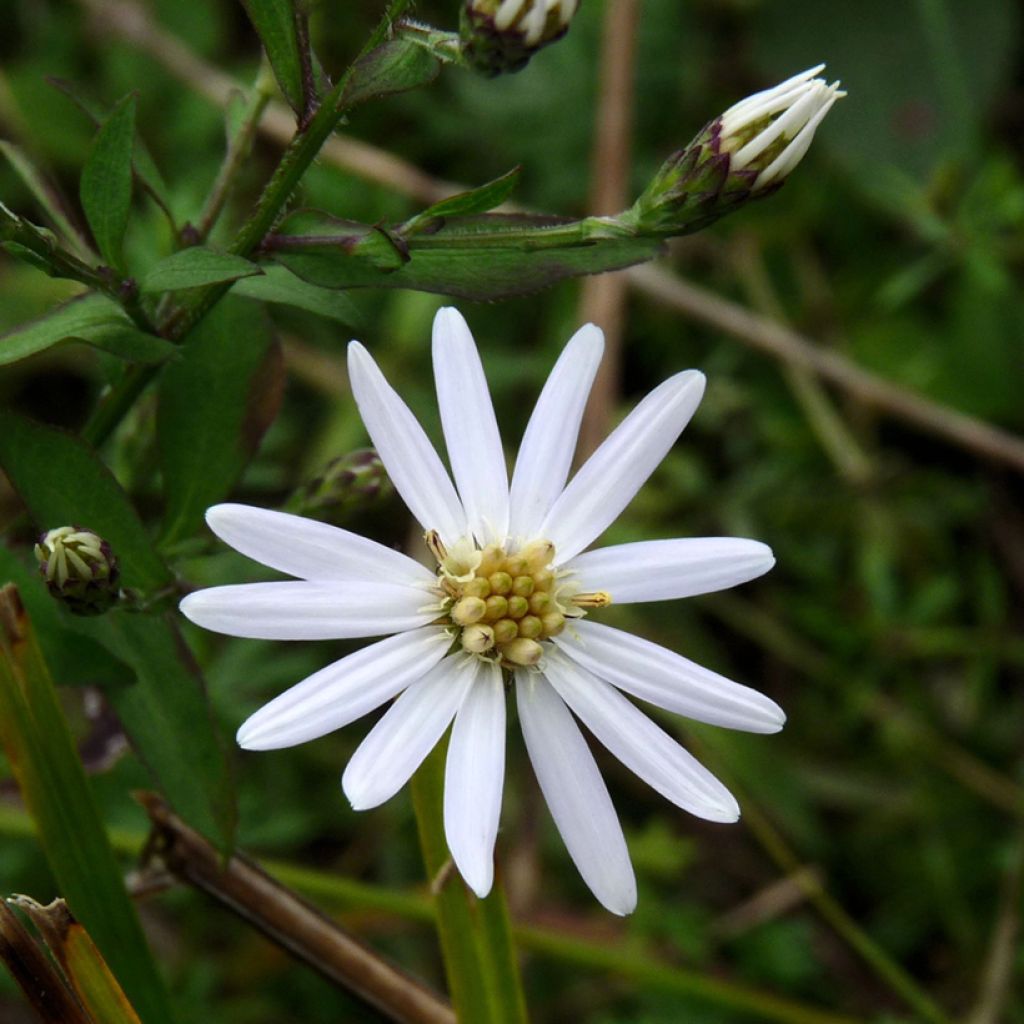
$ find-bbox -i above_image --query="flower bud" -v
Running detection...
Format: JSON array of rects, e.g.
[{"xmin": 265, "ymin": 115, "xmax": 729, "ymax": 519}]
[
  {"xmin": 461, "ymin": 0, "xmax": 579, "ymax": 77},
  {"xmin": 34, "ymin": 526, "xmax": 120, "ymax": 616},
  {"xmin": 294, "ymin": 449, "xmax": 391, "ymax": 518},
  {"xmin": 499, "ymin": 636, "xmax": 543, "ymax": 666},
  {"xmin": 630, "ymin": 66, "xmax": 844, "ymax": 234}
]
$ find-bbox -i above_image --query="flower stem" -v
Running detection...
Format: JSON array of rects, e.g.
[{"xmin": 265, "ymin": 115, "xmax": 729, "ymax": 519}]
[{"xmin": 411, "ymin": 738, "xmax": 530, "ymax": 1024}]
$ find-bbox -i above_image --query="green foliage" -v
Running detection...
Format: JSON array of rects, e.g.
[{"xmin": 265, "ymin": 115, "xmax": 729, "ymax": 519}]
[
  {"xmin": 78, "ymin": 93, "xmax": 136, "ymax": 269},
  {"xmin": 240, "ymin": 0, "xmax": 309, "ymax": 116},
  {"xmin": 140, "ymin": 247, "xmax": 262, "ymax": 292}
]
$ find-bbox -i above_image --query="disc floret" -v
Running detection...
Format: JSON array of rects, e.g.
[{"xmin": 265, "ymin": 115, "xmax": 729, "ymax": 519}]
[{"xmin": 428, "ymin": 531, "xmax": 609, "ymax": 667}]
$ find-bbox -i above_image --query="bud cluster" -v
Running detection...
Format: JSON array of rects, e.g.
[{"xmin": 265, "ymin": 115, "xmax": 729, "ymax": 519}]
[
  {"xmin": 630, "ymin": 65, "xmax": 844, "ymax": 235},
  {"xmin": 34, "ymin": 526, "xmax": 121, "ymax": 616},
  {"xmin": 294, "ymin": 449, "xmax": 391, "ymax": 519},
  {"xmin": 461, "ymin": 0, "xmax": 579, "ymax": 76},
  {"xmin": 430, "ymin": 533, "xmax": 606, "ymax": 668}
]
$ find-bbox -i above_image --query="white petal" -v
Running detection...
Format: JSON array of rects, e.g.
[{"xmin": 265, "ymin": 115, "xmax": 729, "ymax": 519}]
[
  {"xmin": 236, "ymin": 627, "xmax": 449, "ymax": 750},
  {"xmin": 179, "ymin": 581, "xmax": 436, "ymax": 640},
  {"xmin": 432, "ymin": 308, "xmax": 509, "ymax": 545},
  {"xmin": 444, "ymin": 661, "xmax": 506, "ymax": 897},
  {"xmin": 342, "ymin": 655, "xmax": 476, "ymax": 810},
  {"xmin": 206, "ymin": 503, "xmax": 434, "ymax": 584},
  {"xmin": 567, "ymin": 537, "xmax": 774, "ymax": 604},
  {"xmin": 543, "ymin": 651, "xmax": 738, "ymax": 821},
  {"xmin": 508, "ymin": 324, "xmax": 604, "ymax": 542},
  {"xmin": 515, "ymin": 672, "xmax": 636, "ymax": 915},
  {"xmin": 347, "ymin": 342, "xmax": 467, "ymax": 546},
  {"xmin": 555, "ymin": 620, "xmax": 785, "ymax": 734},
  {"xmin": 540, "ymin": 371, "xmax": 705, "ymax": 564}
]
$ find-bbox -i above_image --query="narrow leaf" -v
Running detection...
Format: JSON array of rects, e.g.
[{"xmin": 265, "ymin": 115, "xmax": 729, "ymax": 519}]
[
  {"xmin": 0, "ymin": 141, "xmax": 90, "ymax": 255},
  {"xmin": 341, "ymin": 36, "xmax": 441, "ymax": 109},
  {"xmin": 74, "ymin": 611, "xmax": 238, "ymax": 853},
  {"xmin": 0, "ymin": 586, "xmax": 176, "ymax": 1024},
  {"xmin": 403, "ymin": 168, "xmax": 522, "ymax": 233},
  {"xmin": 0, "ymin": 409, "xmax": 172, "ymax": 593},
  {"xmin": 79, "ymin": 93, "xmax": 136, "ymax": 268},
  {"xmin": 232, "ymin": 263, "xmax": 363, "ymax": 325},
  {"xmin": 240, "ymin": 0, "xmax": 308, "ymax": 114},
  {"xmin": 141, "ymin": 246, "xmax": 263, "ymax": 292},
  {"xmin": 0, "ymin": 293, "xmax": 173, "ymax": 367},
  {"xmin": 157, "ymin": 296, "xmax": 282, "ymax": 546}
]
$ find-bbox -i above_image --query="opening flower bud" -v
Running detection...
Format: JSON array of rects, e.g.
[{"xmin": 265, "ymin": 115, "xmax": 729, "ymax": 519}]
[
  {"xmin": 500, "ymin": 636, "xmax": 543, "ymax": 666},
  {"xmin": 34, "ymin": 526, "xmax": 120, "ymax": 616},
  {"xmin": 461, "ymin": 623, "xmax": 496, "ymax": 653},
  {"xmin": 461, "ymin": 0, "xmax": 580, "ymax": 77}
]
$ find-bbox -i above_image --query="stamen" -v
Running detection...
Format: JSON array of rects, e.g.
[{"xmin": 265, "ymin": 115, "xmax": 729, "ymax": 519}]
[
  {"xmin": 425, "ymin": 530, "xmax": 447, "ymax": 563},
  {"xmin": 573, "ymin": 591, "xmax": 612, "ymax": 609}
]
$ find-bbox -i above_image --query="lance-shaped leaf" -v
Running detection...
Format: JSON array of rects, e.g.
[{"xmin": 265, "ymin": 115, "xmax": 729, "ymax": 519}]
[
  {"xmin": 0, "ymin": 141, "xmax": 92, "ymax": 257},
  {"xmin": 79, "ymin": 93, "xmax": 136, "ymax": 269},
  {"xmin": 11, "ymin": 897, "xmax": 143, "ymax": 1024},
  {"xmin": 266, "ymin": 210, "xmax": 664, "ymax": 301},
  {"xmin": 0, "ymin": 293, "xmax": 175, "ymax": 367},
  {"xmin": 141, "ymin": 247, "xmax": 263, "ymax": 293},
  {"xmin": 232, "ymin": 263, "xmax": 363, "ymax": 325},
  {"xmin": 240, "ymin": 0, "xmax": 311, "ymax": 116},
  {"xmin": 157, "ymin": 296, "xmax": 282, "ymax": 546},
  {"xmin": 401, "ymin": 167, "xmax": 522, "ymax": 235},
  {"xmin": 0, "ymin": 586, "xmax": 176, "ymax": 1024},
  {"xmin": 0, "ymin": 415, "xmax": 237, "ymax": 849}
]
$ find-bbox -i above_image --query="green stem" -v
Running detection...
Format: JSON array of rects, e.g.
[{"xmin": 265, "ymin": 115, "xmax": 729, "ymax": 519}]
[
  {"xmin": 410, "ymin": 738, "xmax": 529, "ymax": 1024},
  {"xmin": 0, "ymin": 802, "xmax": 867, "ymax": 1024}
]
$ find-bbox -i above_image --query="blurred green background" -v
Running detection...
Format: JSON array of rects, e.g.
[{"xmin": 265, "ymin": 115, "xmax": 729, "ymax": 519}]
[{"xmin": 1, "ymin": 0, "xmax": 1023, "ymax": 1021}]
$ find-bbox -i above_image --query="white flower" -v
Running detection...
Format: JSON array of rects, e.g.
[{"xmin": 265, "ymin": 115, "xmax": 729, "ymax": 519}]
[
  {"xmin": 719, "ymin": 65, "xmax": 845, "ymax": 190},
  {"xmin": 180, "ymin": 308, "xmax": 784, "ymax": 915}
]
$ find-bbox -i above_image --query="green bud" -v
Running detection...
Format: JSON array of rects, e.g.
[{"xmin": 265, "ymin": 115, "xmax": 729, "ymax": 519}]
[
  {"xmin": 294, "ymin": 449, "xmax": 391, "ymax": 518},
  {"xmin": 629, "ymin": 66, "xmax": 844, "ymax": 235},
  {"xmin": 34, "ymin": 526, "xmax": 120, "ymax": 616},
  {"xmin": 461, "ymin": 0, "xmax": 580, "ymax": 77}
]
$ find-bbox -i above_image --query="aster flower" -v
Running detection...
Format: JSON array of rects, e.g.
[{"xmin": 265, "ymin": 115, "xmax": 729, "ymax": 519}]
[
  {"xmin": 180, "ymin": 309, "xmax": 784, "ymax": 915},
  {"xmin": 461, "ymin": 0, "xmax": 579, "ymax": 76}
]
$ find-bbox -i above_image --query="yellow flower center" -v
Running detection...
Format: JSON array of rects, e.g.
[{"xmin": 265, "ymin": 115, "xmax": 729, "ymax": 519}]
[{"xmin": 426, "ymin": 531, "xmax": 609, "ymax": 668}]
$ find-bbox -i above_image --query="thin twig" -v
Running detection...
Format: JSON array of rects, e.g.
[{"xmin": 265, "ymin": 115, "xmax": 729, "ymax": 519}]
[
  {"xmin": 138, "ymin": 792, "xmax": 456, "ymax": 1024},
  {"xmin": 575, "ymin": 0, "xmax": 641, "ymax": 459}
]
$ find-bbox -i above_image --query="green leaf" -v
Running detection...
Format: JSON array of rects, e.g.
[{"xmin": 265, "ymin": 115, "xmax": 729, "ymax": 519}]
[
  {"xmin": 77, "ymin": 611, "xmax": 237, "ymax": 852},
  {"xmin": 0, "ymin": 292, "xmax": 173, "ymax": 368},
  {"xmin": 341, "ymin": 36, "xmax": 442, "ymax": 109},
  {"xmin": 271, "ymin": 216, "xmax": 663, "ymax": 301},
  {"xmin": 0, "ymin": 141, "xmax": 89, "ymax": 255},
  {"xmin": 0, "ymin": 587, "xmax": 176, "ymax": 1024},
  {"xmin": 240, "ymin": 0, "xmax": 308, "ymax": 114},
  {"xmin": 79, "ymin": 93, "xmax": 136, "ymax": 269},
  {"xmin": 232, "ymin": 263, "xmax": 363, "ymax": 325},
  {"xmin": 0, "ymin": 410, "xmax": 172, "ymax": 593},
  {"xmin": 141, "ymin": 246, "xmax": 263, "ymax": 292},
  {"xmin": 157, "ymin": 297, "xmax": 282, "ymax": 546},
  {"xmin": 403, "ymin": 167, "xmax": 522, "ymax": 234}
]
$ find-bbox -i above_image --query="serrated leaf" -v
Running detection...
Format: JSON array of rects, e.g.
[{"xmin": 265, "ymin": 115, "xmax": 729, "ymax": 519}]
[
  {"xmin": 141, "ymin": 246, "xmax": 263, "ymax": 292},
  {"xmin": 0, "ymin": 410, "xmax": 172, "ymax": 593},
  {"xmin": 341, "ymin": 36, "xmax": 441, "ymax": 109},
  {"xmin": 79, "ymin": 94, "xmax": 136, "ymax": 269},
  {"xmin": 403, "ymin": 167, "xmax": 522, "ymax": 233},
  {"xmin": 240, "ymin": 0, "xmax": 308, "ymax": 114},
  {"xmin": 158, "ymin": 297, "xmax": 282, "ymax": 546},
  {"xmin": 0, "ymin": 588, "xmax": 176, "ymax": 1024},
  {"xmin": 232, "ymin": 263, "xmax": 363, "ymax": 325}
]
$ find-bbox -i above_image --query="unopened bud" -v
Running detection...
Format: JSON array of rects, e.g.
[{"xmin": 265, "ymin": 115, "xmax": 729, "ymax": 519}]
[
  {"xmin": 461, "ymin": 0, "xmax": 579, "ymax": 77},
  {"xmin": 295, "ymin": 449, "xmax": 391, "ymax": 518},
  {"xmin": 630, "ymin": 65, "xmax": 844, "ymax": 234},
  {"xmin": 452, "ymin": 595, "xmax": 487, "ymax": 625},
  {"xmin": 34, "ymin": 526, "xmax": 120, "ymax": 616},
  {"xmin": 461, "ymin": 623, "xmax": 496, "ymax": 653}
]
